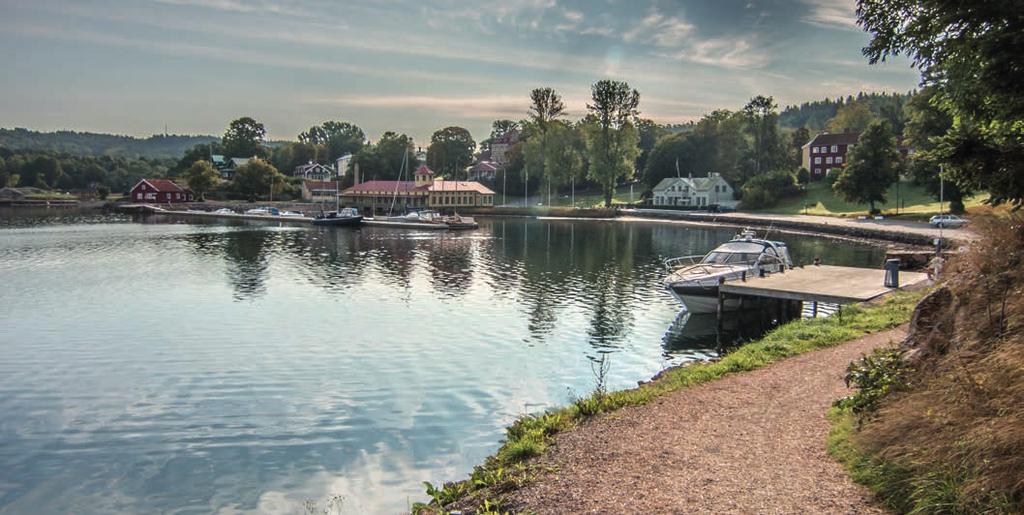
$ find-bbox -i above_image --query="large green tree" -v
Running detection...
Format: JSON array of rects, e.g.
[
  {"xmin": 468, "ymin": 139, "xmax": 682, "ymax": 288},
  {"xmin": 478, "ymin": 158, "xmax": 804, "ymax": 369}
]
[
  {"xmin": 583, "ymin": 80, "xmax": 641, "ymax": 206},
  {"xmin": 232, "ymin": 158, "xmax": 285, "ymax": 200},
  {"xmin": 426, "ymin": 126, "xmax": 475, "ymax": 179},
  {"xmin": 825, "ymin": 102, "xmax": 876, "ymax": 134},
  {"xmin": 299, "ymin": 121, "xmax": 365, "ymax": 161},
  {"xmin": 742, "ymin": 95, "xmax": 786, "ymax": 178},
  {"xmin": 790, "ymin": 126, "xmax": 811, "ymax": 168},
  {"xmin": 858, "ymin": 0, "xmax": 1024, "ymax": 207},
  {"xmin": 182, "ymin": 160, "xmax": 220, "ymax": 200},
  {"xmin": 832, "ymin": 120, "xmax": 900, "ymax": 213},
  {"xmin": 904, "ymin": 87, "xmax": 972, "ymax": 213},
  {"xmin": 222, "ymin": 117, "xmax": 267, "ymax": 159},
  {"xmin": 350, "ymin": 132, "xmax": 417, "ymax": 183},
  {"xmin": 523, "ymin": 87, "xmax": 568, "ymax": 190}
]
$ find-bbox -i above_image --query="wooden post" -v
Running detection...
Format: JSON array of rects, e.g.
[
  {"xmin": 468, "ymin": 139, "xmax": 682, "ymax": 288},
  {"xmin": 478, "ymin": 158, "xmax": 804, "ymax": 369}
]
[{"xmin": 811, "ymin": 301, "xmax": 818, "ymax": 318}]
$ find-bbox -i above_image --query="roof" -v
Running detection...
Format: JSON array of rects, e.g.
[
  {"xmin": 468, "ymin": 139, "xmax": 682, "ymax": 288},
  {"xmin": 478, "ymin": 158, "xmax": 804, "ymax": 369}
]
[
  {"xmin": 134, "ymin": 179, "xmax": 189, "ymax": 193},
  {"xmin": 294, "ymin": 163, "xmax": 332, "ymax": 173},
  {"xmin": 469, "ymin": 161, "xmax": 499, "ymax": 172},
  {"xmin": 343, "ymin": 180, "xmax": 429, "ymax": 194},
  {"xmin": 652, "ymin": 174, "xmax": 728, "ymax": 193},
  {"xmin": 428, "ymin": 180, "xmax": 495, "ymax": 194},
  {"xmin": 804, "ymin": 132, "xmax": 860, "ymax": 148},
  {"xmin": 228, "ymin": 157, "xmax": 251, "ymax": 167},
  {"xmin": 415, "ymin": 164, "xmax": 434, "ymax": 175},
  {"xmin": 211, "ymin": 154, "xmax": 226, "ymax": 163},
  {"xmin": 304, "ymin": 180, "xmax": 339, "ymax": 190}
]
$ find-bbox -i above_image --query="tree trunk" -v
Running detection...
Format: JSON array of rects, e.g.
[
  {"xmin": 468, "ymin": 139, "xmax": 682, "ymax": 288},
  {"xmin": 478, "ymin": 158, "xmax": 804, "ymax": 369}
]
[{"xmin": 604, "ymin": 187, "xmax": 613, "ymax": 207}]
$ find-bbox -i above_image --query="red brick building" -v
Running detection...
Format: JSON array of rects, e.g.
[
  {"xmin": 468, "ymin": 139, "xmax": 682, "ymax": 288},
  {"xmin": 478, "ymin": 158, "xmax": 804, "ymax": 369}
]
[
  {"xmin": 129, "ymin": 179, "xmax": 195, "ymax": 203},
  {"xmin": 801, "ymin": 132, "xmax": 859, "ymax": 180}
]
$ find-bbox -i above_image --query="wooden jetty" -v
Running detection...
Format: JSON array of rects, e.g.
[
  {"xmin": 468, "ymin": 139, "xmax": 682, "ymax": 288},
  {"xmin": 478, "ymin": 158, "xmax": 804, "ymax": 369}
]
[{"xmin": 720, "ymin": 265, "xmax": 929, "ymax": 305}]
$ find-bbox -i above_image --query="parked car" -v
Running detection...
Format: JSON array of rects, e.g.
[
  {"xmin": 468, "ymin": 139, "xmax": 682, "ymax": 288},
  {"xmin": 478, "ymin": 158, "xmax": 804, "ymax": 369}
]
[{"xmin": 929, "ymin": 214, "xmax": 968, "ymax": 228}]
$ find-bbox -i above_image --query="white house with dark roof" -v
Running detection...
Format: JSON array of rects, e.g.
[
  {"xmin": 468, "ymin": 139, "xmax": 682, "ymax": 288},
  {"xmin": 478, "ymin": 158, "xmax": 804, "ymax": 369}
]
[
  {"xmin": 292, "ymin": 162, "xmax": 334, "ymax": 181},
  {"xmin": 651, "ymin": 173, "xmax": 735, "ymax": 208}
]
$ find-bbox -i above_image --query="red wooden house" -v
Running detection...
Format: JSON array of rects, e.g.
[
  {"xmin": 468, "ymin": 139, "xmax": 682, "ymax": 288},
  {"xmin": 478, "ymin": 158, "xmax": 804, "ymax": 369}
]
[{"xmin": 129, "ymin": 179, "xmax": 195, "ymax": 203}]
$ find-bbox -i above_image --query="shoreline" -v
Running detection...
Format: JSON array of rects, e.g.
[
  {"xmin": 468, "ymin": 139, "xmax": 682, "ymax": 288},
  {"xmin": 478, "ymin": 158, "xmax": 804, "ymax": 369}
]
[{"xmin": 414, "ymin": 291, "xmax": 925, "ymax": 514}]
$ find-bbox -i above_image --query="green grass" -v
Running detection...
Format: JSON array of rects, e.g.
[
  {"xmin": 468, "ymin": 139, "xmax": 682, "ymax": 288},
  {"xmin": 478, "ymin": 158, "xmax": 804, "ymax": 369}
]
[
  {"xmin": 759, "ymin": 180, "xmax": 988, "ymax": 217},
  {"xmin": 416, "ymin": 291, "xmax": 924, "ymax": 513},
  {"xmin": 828, "ymin": 407, "xmax": 1016, "ymax": 514}
]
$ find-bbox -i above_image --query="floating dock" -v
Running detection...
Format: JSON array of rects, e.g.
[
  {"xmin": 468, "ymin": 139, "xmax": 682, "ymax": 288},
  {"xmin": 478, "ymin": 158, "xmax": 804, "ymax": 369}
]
[
  {"xmin": 718, "ymin": 264, "xmax": 929, "ymax": 305},
  {"xmin": 132, "ymin": 206, "xmax": 466, "ymax": 230}
]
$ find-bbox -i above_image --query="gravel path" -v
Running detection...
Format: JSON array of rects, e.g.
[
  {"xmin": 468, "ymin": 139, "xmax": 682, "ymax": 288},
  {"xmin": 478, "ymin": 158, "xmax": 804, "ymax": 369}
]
[{"xmin": 510, "ymin": 327, "xmax": 906, "ymax": 514}]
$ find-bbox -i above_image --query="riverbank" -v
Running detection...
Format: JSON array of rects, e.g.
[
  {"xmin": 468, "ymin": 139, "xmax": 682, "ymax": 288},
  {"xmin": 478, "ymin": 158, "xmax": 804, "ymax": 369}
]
[{"xmin": 415, "ymin": 291, "xmax": 924, "ymax": 514}]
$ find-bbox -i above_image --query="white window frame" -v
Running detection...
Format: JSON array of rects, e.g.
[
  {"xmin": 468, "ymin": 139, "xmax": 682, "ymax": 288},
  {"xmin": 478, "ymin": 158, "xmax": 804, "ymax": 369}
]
[
  {"xmin": 831, "ymin": 145, "xmax": 838, "ymax": 152},
  {"xmin": 814, "ymin": 157, "xmax": 822, "ymax": 164},
  {"xmin": 826, "ymin": 157, "xmax": 833, "ymax": 164}
]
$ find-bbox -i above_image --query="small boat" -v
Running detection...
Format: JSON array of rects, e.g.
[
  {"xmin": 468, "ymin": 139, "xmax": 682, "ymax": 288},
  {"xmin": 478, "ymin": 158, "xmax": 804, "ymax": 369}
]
[
  {"xmin": 245, "ymin": 207, "xmax": 272, "ymax": 216},
  {"xmin": 442, "ymin": 214, "xmax": 479, "ymax": 230},
  {"xmin": 312, "ymin": 207, "xmax": 362, "ymax": 227},
  {"xmin": 279, "ymin": 210, "xmax": 306, "ymax": 218},
  {"xmin": 663, "ymin": 229, "xmax": 793, "ymax": 314},
  {"xmin": 213, "ymin": 208, "xmax": 235, "ymax": 214}
]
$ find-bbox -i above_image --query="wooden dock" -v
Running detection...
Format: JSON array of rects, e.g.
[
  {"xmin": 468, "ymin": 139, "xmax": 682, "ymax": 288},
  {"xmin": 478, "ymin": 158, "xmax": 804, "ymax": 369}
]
[{"xmin": 719, "ymin": 264, "xmax": 929, "ymax": 305}]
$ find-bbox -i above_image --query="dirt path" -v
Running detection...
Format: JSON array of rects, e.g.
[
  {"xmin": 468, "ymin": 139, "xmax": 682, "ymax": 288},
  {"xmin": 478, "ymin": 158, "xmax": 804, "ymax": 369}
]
[{"xmin": 510, "ymin": 327, "xmax": 906, "ymax": 514}]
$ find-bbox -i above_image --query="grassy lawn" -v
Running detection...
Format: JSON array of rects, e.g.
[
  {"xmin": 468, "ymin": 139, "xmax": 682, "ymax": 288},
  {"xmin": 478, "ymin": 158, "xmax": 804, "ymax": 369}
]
[{"xmin": 760, "ymin": 180, "xmax": 988, "ymax": 217}]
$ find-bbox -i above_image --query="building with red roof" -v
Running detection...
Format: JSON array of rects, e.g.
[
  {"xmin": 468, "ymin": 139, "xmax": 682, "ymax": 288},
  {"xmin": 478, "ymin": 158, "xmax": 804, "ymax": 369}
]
[
  {"xmin": 129, "ymin": 179, "xmax": 195, "ymax": 203},
  {"xmin": 341, "ymin": 164, "xmax": 495, "ymax": 213}
]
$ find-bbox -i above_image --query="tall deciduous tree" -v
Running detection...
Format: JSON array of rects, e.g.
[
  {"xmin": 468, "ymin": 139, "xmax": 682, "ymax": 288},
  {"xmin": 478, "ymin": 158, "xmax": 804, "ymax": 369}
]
[
  {"xmin": 790, "ymin": 127, "xmax": 811, "ymax": 168},
  {"xmin": 350, "ymin": 132, "xmax": 417, "ymax": 183},
  {"xmin": 426, "ymin": 126, "xmax": 475, "ymax": 179},
  {"xmin": 583, "ymin": 80, "xmax": 641, "ymax": 206},
  {"xmin": 232, "ymin": 158, "xmax": 285, "ymax": 200},
  {"xmin": 182, "ymin": 160, "xmax": 220, "ymax": 200},
  {"xmin": 832, "ymin": 120, "xmax": 899, "ymax": 213},
  {"xmin": 300, "ymin": 121, "xmax": 366, "ymax": 161},
  {"xmin": 825, "ymin": 102, "xmax": 875, "ymax": 134},
  {"xmin": 222, "ymin": 117, "xmax": 267, "ymax": 159},
  {"xmin": 904, "ymin": 87, "xmax": 971, "ymax": 213},
  {"xmin": 742, "ymin": 95, "xmax": 785, "ymax": 178},
  {"xmin": 490, "ymin": 120, "xmax": 520, "ymax": 140},
  {"xmin": 858, "ymin": 0, "xmax": 1024, "ymax": 207}
]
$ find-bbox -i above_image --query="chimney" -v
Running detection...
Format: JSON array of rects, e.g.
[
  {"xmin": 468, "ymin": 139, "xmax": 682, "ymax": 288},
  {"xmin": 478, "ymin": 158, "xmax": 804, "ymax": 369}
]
[{"xmin": 354, "ymin": 163, "xmax": 360, "ymax": 185}]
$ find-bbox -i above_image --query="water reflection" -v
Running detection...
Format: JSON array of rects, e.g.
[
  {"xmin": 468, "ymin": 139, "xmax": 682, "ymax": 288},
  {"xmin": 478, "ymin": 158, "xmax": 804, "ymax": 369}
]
[{"xmin": 0, "ymin": 210, "xmax": 889, "ymax": 514}]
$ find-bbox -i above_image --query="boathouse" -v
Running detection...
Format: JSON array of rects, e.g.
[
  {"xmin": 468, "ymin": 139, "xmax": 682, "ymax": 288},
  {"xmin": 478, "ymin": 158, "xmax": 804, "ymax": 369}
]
[
  {"xmin": 129, "ymin": 179, "xmax": 195, "ymax": 203},
  {"xmin": 341, "ymin": 164, "xmax": 495, "ymax": 213}
]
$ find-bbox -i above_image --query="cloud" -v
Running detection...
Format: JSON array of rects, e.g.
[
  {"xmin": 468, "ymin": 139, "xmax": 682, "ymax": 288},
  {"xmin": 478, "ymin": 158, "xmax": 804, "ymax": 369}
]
[
  {"xmin": 303, "ymin": 94, "xmax": 535, "ymax": 120},
  {"xmin": 800, "ymin": 0, "xmax": 860, "ymax": 30},
  {"xmin": 153, "ymin": 0, "xmax": 311, "ymax": 17},
  {"xmin": 659, "ymin": 38, "xmax": 768, "ymax": 69},
  {"xmin": 623, "ymin": 10, "xmax": 695, "ymax": 48}
]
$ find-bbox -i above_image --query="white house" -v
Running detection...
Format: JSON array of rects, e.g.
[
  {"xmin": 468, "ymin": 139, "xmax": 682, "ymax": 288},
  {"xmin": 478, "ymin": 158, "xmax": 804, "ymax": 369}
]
[
  {"xmin": 652, "ymin": 173, "xmax": 735, "ymax": 208},
  {"xmin": 335, "ymin": 153, "xmax": 353, "ymax": 177},
  {"xmin": 292, "ymin": 162, "xmax": 335, "ymax": 181}
]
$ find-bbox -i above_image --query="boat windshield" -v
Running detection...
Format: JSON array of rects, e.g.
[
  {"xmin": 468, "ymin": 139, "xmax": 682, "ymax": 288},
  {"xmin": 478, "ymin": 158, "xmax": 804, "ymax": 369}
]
[{"xmin": 701, "ymin": 241, "xmax": 766, "ymax": 265}]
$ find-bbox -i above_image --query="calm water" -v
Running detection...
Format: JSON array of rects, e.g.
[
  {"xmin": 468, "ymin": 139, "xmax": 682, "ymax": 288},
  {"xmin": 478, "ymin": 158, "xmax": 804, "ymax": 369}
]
[{"xmin": 0, "ymin": 209, "xmax": 885, "ymax": 514}]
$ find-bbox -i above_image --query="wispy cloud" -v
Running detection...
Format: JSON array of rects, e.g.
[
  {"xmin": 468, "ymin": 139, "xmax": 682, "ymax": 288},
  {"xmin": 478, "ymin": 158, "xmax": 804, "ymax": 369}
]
[
  {"xmin": 153, "ymin": 0, "xmax": 311, "ymax": 17},
  {"xmin": 663, "ymin": 38, "xmax": 769, "ymax": 69},
  {"xmin": 800, "ymin": 0, "xmax": 860, "ymax": 30},
  {"xmin": 623, "ymin": 10, "xmax": 695, "ymax": 48}
]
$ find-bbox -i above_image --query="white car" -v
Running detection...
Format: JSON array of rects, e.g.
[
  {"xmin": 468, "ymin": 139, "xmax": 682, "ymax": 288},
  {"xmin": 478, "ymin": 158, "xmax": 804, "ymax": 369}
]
[{"xmin": 929, "ymin": 214, "xmax": 968, "ymax": 228}]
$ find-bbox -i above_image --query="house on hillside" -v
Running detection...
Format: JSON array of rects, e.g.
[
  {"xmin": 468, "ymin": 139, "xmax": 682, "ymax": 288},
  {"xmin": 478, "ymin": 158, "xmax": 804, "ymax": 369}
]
[
  {"xmin": 489, "ymin": 130, "xmax": 520, "ymax": 166},
  {"xmin": 217, "ymin": 157, "xmax": 254, "ymax": 181},
  {"xmin": 292, "ymin": 162, "xmax": 334, "ymax": 181},
  {"xmin": 651, "ymin": 173, "xmax": 735, "ymax": 208},
  {"xmin": 802, "ymin": 132, "xmax": 859, "ymax": 180},
  {"xmin": 342, "ymin": 164, "xmax": 495, "ymax": 213},
  {"xmin": 301, "ymin": 180, "xmax": 340, "ymax": 202},
  {"xmin": 467, "ymin": 160, "xmax": 499, "ymax": 182},
  {"xmin": 130, "ymin": 179, "xmax": 194, "ymax": 203}
]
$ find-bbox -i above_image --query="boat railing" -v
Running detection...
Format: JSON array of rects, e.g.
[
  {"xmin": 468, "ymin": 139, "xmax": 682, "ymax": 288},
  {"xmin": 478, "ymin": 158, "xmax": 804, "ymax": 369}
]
[{"xmin": 664, "ymin": 255, "xmax": 704, "ymax": 271}]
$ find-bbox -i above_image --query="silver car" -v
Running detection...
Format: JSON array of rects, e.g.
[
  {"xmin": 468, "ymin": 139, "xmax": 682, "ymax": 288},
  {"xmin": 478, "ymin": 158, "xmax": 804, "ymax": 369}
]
[{"xmin": 929, "ymin": 214, "xmax": 968, "ymax": 228}]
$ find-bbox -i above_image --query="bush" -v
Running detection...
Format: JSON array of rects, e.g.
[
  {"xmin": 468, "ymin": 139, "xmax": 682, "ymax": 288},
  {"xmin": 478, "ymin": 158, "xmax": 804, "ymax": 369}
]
[
  {"xmin": 740, "ymin": 170, "xmax": 800, "ymax": 209},
  {"xmin": 796, "ymin": 167, "xmax": 810, "ymax": 185}
]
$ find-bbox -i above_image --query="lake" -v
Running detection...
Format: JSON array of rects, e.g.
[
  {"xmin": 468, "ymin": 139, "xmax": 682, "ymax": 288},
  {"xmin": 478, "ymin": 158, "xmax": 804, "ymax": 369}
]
[{"xmin": 0, "ymin": 209, "xmax": 885, "ymax": 513}]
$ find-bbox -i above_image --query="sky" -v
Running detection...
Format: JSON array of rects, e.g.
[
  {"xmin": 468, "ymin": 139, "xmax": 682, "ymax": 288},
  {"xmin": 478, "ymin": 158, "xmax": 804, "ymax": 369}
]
[{"xmin": 0, "ymin": 0, "xmax": 921, "ymax": 144}]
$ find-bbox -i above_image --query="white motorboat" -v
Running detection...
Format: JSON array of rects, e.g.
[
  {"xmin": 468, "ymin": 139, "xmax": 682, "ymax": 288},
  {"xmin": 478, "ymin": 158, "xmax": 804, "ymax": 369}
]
[
  {"xmin": 663, "ymin": 229, "xmax": 793, "ymax": 314},
  {"xmin": 279, "ymin": 210, "xmax": 306, "ymax": 218},
  {"xmin": 245, "ymin": 207, "xmax": 272, "ymax": 215}
]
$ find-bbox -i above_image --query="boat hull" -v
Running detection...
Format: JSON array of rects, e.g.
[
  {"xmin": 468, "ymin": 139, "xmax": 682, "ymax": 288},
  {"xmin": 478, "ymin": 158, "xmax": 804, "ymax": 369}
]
[{"xmin": 667, "ymin": 284, "xmax": 742, "ymax": 314}]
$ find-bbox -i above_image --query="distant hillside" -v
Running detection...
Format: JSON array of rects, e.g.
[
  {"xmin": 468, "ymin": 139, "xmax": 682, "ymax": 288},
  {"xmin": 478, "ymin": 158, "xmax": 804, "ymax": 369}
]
[
  {"xmin": 0, "ymin": 128, "xmax": 218, "ymax": 159},
  {"xmin": 779, "ymin": 91, "xmax": 915, "ymax": 132}
]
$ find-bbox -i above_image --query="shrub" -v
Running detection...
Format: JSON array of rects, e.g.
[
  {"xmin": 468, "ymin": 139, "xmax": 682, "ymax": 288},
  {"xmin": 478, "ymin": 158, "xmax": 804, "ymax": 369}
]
[
  {"xmin": 834, "ymin": 347, "xmax": 911, "ymax": 415},
  {"xmin": 796, "ymin": 167, "xmax": 810, "ymax": 185},
  {"xmin": 740, "ymin": 170, "xmax": 800, "ymax": 209}
]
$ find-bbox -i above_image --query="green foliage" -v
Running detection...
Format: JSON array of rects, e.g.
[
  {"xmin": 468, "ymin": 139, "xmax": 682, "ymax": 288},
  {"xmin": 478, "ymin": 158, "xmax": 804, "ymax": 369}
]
[
  {"xmin": 528, "ymin": 87, "xmax": 566, "ymax": 128},
  {"xmin": 826, "ymin": 102, "xmax": 876, "ymax": 134},
  {"xmin": 182, "ymin": 160, "xmax": 220, "ymax": 200},
  {"xmin": 0, "ymin": 128, "xmax": 217, "ymax": 159},
  {"xmin": 743, "ymin": 95, "xmax": 788, "ymax": 176},
  {"xmin": 583, "ymin": 80, "xmax": 642, "ymax": 206},
  {"xmin": 834, "ymin": 347, "xmax": 911, "ymax": 415},
  {"xmin": 231, "ymin": 158, "xmax": 285, "ymax": 199},
  {"xmin": 796, "ymin": 167, "xmax": 810, "ymax": 185},
  {"xmin": 832, "ymin": 120, "xmax": 899, "ymax": 213},
  {"xmin": 298, "ymin": 121, "xmax": 365, "ymax": 161},
  {"xmin": 350, "ymin": 131, "xmax": 418, "ymax": 183},
  {"xmin": 426, "ymin": 126, "xmax": 475, "ymax": 179},
  {"xmin": 425, "ymin": 292, "xmax": 922, "ymax": 512},
  {"xmin": 859, "ymin": 0, "xmax": 1024, "ymax": 208},
  {"xmin": 740, "ymin": 170, "xmax": 800, "ymax": 209},
  {"xmin": 523, "ymin": 120, "xmax": 583, "ymax": 189},
  {"xmin": 96, "ymin": 185, "xmax": 109, "ymax": 200},
  {"xmin": 790, "ymin": 127, "xmax": 811, "ymax": 167},
  {"xmin": 222, "ymin": 117, "xmax": 267, "ymax": 159},
  {"xmin": 779, "ymin": 92, "xmax": 913, "ymax": 132}
]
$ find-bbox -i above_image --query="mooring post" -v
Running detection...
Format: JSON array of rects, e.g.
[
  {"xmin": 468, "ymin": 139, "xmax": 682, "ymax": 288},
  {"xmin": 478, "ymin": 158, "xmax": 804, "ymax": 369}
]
[{"xmin": 811, "ymin": 301, "xmax": 818, "ymax": 318}]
